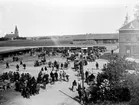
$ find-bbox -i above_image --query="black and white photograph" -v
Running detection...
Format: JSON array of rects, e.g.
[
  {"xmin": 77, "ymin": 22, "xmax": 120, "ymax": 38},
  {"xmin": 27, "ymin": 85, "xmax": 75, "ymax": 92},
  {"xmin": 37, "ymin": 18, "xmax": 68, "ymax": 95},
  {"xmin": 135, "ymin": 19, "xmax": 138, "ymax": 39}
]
[{"xmin": 0, "ymin": 0, "xmax": 139, "ymax": 105}]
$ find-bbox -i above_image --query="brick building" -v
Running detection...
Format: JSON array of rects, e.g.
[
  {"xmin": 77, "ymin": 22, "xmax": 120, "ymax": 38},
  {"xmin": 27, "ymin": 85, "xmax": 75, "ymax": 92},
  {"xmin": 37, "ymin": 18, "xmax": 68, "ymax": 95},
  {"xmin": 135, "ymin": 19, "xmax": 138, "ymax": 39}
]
[{"xmin": 119, "ymin": 18, "xmax": 139, "ymax": 58}]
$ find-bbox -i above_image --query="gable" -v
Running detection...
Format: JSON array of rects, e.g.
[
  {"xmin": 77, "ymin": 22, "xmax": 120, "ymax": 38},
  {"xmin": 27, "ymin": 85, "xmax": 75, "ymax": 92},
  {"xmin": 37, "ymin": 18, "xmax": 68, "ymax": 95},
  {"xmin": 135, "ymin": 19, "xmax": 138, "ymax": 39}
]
[
  {"xmin": 119, "ymin": 19, "xmax": 139, "ymax": 30},
  {"xmin": 129, "ymin": 23, "xmax": 135, "ymax": 29}
]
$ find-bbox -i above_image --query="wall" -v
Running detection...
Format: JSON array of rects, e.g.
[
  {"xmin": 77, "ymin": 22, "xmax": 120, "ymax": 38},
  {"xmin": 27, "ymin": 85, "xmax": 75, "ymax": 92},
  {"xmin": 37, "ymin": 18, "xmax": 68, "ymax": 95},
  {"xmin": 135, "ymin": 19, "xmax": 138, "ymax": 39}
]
[{"xmin": 119, "ymin": 30, "xmax": 139, "ymax": 57}]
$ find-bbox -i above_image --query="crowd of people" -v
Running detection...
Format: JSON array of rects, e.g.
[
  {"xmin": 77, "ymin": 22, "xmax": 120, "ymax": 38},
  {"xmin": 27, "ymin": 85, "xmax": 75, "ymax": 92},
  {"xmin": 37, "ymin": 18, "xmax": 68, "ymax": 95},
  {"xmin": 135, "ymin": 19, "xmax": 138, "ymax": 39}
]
[
  {"xmin": 1, "ymin": 57, "xmax": 70, "ymax": 98},
  {"xmin": 0, "ymin": 46, "xmax": 106, "ymax": 104},
  {"xmin": 1, "ymin": 71, "xmax": 40, "ymax": 98}
]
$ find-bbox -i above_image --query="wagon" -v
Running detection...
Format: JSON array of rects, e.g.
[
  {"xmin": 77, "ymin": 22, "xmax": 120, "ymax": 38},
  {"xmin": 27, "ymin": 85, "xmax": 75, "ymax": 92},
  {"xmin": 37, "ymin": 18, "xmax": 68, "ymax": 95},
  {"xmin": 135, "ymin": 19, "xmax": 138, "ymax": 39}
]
[{"xmin": 34, "ymin": 60, "xmax": 42, "ymax": 67}]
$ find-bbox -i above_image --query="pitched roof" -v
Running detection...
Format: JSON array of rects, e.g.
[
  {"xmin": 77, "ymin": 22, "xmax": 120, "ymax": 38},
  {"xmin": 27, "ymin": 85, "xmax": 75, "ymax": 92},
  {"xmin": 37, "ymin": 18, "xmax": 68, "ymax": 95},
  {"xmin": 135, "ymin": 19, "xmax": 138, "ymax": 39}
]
[
  {"xmin": 5, "ymin": 34, "xmax": 17, "ymax": 38},
  {"xmin": 119, "ymin": 19, "xmax": 139, "ymax": 30}
]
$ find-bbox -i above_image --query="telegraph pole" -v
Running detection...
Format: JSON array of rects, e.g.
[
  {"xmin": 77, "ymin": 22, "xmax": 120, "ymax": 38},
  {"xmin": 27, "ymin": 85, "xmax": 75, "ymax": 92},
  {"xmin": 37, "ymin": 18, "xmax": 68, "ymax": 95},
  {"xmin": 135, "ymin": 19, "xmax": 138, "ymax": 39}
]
[{"xmin": 81, "ymin": 47, "xmax": 84, "ymax": 90}]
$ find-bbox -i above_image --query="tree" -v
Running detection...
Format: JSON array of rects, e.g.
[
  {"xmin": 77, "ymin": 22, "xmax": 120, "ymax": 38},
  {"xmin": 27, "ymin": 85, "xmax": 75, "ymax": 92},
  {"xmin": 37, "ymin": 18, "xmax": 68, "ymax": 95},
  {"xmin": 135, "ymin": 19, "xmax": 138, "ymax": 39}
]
[
  {"xmin": 103, "ymin": 57, "xmax": 125, "ymax": 87},
  {"xmin": 122, "ymin": 73, "xmax": 139, "ymax": 105},
  {"xmin": 88, "ymin": 55, "xmax": 136, "ymax": 104},
  {"xmin": 134, "ymin": 3, "xmax": 139, "ymax": 19}
]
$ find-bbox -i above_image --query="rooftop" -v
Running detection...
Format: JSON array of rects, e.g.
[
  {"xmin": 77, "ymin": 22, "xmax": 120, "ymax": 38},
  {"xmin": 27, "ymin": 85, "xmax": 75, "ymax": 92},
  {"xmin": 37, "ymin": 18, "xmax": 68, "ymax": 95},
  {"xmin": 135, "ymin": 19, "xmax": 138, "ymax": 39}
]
[{"xmin": 119, "ymin": 19, "xmax": 139, "ymax": 30}]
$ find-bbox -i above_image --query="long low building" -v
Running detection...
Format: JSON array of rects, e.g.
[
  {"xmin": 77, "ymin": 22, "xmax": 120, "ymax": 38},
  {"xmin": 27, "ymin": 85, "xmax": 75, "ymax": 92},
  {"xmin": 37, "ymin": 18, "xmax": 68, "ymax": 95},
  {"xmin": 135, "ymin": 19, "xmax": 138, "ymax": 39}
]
[
  {"xmin": 0, "ymin": 43, "xmax": 118, "ymax": 58},
  {"xmin": 59, "ymin": 33, "xmax": 119, "ymax": 44}
]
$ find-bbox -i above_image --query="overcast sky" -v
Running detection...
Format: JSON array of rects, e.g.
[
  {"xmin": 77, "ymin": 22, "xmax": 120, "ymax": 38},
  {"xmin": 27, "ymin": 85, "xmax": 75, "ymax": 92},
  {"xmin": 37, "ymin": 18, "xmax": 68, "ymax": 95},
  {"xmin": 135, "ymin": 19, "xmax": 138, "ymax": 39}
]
[{"xmin": 0, "ymin": 0, "xmax": 138, "ymax": 37}]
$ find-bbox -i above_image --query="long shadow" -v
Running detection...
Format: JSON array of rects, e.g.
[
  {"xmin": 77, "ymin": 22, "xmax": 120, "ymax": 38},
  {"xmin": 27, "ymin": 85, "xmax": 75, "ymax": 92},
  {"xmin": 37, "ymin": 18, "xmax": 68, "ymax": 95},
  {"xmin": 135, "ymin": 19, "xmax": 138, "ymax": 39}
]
[{"xmin": 59, "ymin": 90, "xmax": 81, "ymax": 104}]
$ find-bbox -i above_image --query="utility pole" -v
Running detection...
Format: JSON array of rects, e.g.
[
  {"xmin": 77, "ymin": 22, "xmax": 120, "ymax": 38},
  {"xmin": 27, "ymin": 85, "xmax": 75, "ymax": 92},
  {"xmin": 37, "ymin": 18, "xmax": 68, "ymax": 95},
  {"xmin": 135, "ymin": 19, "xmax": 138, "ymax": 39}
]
[{"xmin": 81, "ymin": 48, "xmax": 84, "ymax": 90}]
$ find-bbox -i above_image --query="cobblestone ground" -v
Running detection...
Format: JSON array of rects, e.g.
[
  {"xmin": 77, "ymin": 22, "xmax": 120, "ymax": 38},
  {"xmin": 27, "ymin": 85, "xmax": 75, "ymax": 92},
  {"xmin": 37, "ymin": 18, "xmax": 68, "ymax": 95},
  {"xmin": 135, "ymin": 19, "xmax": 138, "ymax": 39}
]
[{"xmin": 0, "ymin": 54, "xmax": 108, "ymax": 105}]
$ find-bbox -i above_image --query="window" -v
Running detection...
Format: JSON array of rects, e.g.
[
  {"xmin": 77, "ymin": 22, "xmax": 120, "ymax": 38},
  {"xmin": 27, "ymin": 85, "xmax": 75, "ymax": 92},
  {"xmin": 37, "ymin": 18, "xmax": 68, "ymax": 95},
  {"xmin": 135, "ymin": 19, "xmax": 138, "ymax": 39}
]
[
  {"xmin": 133, "ymin": 45, "xmax": 139, "ymax": 54},
  {"xmin": 136, "ymin": 34, "xmax": 139, "ymax": 41},
  {"xmin": 125, "ymin": 35, "xmax": 131, "ymax": 41}
]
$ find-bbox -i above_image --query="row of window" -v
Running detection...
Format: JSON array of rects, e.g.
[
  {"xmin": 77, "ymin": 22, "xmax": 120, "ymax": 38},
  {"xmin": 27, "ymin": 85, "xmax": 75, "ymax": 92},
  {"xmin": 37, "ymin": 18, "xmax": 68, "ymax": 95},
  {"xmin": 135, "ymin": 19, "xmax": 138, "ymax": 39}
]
[
  {"xmin": 120, "ymin": 34, "xmax": 139, "ymax": 41},
  {"xmin": 126, "ymin": 45, "xmax": 139, "ymax": 54}
]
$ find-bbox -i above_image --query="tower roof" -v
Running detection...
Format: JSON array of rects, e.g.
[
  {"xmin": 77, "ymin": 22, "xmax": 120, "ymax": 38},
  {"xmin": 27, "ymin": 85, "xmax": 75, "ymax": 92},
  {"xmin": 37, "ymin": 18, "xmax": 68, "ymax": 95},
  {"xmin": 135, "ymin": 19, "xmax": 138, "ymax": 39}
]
[
  {"xmin": 119, "ymin": 19, "xmax": 139, "ymax": 30},
  {"xmin": 15, "ymin": 26, "xmax": 18, "ymax": 32},
  {"xmin": 14, "ymin": 25, "xmax": 19, "ymax": 37},
  {"xmin": 123, "ymin": 13, "xmax": 129, "ymax": 26}
]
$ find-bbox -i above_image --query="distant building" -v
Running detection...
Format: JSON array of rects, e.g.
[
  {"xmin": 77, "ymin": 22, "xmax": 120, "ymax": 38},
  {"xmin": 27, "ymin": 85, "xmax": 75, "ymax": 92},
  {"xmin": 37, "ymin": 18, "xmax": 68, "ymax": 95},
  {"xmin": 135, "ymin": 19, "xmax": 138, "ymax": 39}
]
[
  {"xmin": 5, "ymin": 26, "xmax": 19, "ymax": 40},
  {"xmin": 119, "ymin": 15, "xmax": 139, "ymax": 58},
  {"xmin": 71, "ymin": 33, "xmax": 119, "ymax": 45}
]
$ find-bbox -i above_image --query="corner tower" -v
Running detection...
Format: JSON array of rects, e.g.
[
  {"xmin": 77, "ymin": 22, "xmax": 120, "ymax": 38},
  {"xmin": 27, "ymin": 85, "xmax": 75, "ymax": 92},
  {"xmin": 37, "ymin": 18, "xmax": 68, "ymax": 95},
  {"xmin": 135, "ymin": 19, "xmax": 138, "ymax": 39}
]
[{"xmin": 14, "ymin": 25, "xmax": 19, "ymax": 37}]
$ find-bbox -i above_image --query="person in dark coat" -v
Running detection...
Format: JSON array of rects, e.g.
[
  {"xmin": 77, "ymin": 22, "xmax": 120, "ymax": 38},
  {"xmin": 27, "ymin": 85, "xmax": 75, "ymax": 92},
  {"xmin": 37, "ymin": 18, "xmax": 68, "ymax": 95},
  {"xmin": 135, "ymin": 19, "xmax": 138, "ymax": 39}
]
[
  {"xmin": 44, "ymin": 66, "xmax": 47, "ymax": 71},
  {"xmin": 41, "ymin": 67, "xmax": 44, "ymax": 71},
  {"xmin": 21, "ymin": 80, "xmax": 29, "ymax": 98},
  {"xmin": 30, "ymin": 77, "xmax": 36, "ymax": 95},
  {"xmin": 54, "ymin": 71, "xmax": 58, "ymax": 81},
  {"xmin": 14, "ymin": 72, "xmax": 20, "ymax": 81},
  {"xmin": 66, "ymin": 74, "xmax": 69, "ymax": 82},
  {"xmin": 20, "ymin": 60, "xmax": 23, "ymax": 65},
  {"xmin": 111, "ymin": 50, "xmax": 114, "ymax": 54},
  {"xmin": 84, "ymin": 60, "xmax": 88, "ymax": 66},
  {"xmin": 103, "ymin": 64, "xmax": 107, "ymax": 70},
  {"xmin": 23, "ymin": 86, "xmax": 30, "ymax": 98},
  {"xmin": 96, "ymin": 62, "xmax": 99, "ymax": 69},
  {"xmin": 72, "ymin": 80, "xmax": 77, "ymax": 91},
  {"xmin": 48, "ymin": 61, "xmax": 51, "ymax": 68},
  {"xmin": 23, "ymin": 64, "xmax": 26, "ymax": 69},
  {"xmin": 41, "ymin": 74, "xmax": 47, "ymax": 89},
  {"xmin": 61, "ymin": 63, "xmax": 63, "ymax": 69},
  {"xmin": 52, "ymin": 65, "xmax": 54, "ymax": 71},
  {"xmin": 85, "ymin": 71, "xmax": 89, "ymax": 83},
  {"xmin": 84, "ymin": 90, "xmax": 88, "ymax": 104},
  {"xmin": 15, "ymin": 80, "xmax": 20, "ymax": 91},
  {"xmin": 36, "ymin": 83, "xmax": 40, "ymax": 94},
  {"xmin": 6, "ymin": 62, "xmax": 9, "ymax": 68},
  {"xmin": 37, "ymin": 71, "xmax": 42, "ymax": 83},
  {"xmin": 16, "ymin": 64, "xmax": 19, "ymax": 71},
  {"xmin": 33, "ymin": 82, "xmax": 37, "ymax": 94},
  {"xmin": 77, "ymin": 85, "xmax": 82, "ymax": 103},
  {"xmin": 56, "ymin": 64, "xmax": 59, "ymax": 70},
  {"xmin": 50, "ymin": 71, "xmax": 54, "ymax": 84},
  {"xmin": 54, "ymin": 60, "xmax": 57, "ymax": 67}
]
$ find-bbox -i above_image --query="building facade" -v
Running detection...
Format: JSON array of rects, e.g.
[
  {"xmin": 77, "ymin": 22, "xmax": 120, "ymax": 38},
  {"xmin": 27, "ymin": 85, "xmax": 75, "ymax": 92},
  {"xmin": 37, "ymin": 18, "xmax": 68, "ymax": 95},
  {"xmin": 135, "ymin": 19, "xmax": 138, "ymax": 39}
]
[
  {"xmin": 72, "ymin": 33, "xmax": 118, "ymax": 45},
  {"xmin": 119, "ymin": 18, "xmax": 139, "ymax": 58}
]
